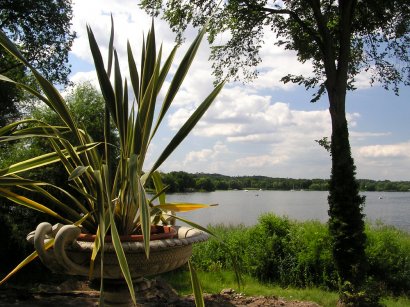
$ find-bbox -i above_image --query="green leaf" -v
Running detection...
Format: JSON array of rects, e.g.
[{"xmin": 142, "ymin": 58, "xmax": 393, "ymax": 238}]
[
  {"xmin": 148, "ymin": 45, "xmax": 177, "ymax": 140},
  {"xmin": 127, "ymin": 40, "xmax": 140, "ymax": 105},
  {"xmin": 1, "ymin": 70, "xmax": 77, "ymax": 141},
  {"xmin": 0, "ymin": 75, "xmax": 54, "ymax": 110},
  {"xmin": 129, "ymin": 155, "xmax": 151, "ymax": 257},
  {"xmin": 0, "ymin": 30, "xmax": 31, "ymax": 67},
  {"xmin": 140, "ymin": 20, "xmax": 156, "ymax": 97},
  {"xmin": 32, "ymin": 71, "xmax": 79, "ymax": 137},
  {"xmin": 188, "ymin": 260, "xmax": 205, "ymax": 307},
  {"xmin": 68, "ymin": 166, "xmax": 90, "ymax": 181},
  {"xmin": 87, "ymin": 25, "xmax": 116, "ymax": 126},
  {"xmin": 122, "ymin": 79, "xmax": 129, "ymax": 151},
  {"xmin": 108, "ymin": 208, "xmax": 136, "ymax": 305},
  {"xmin": 156, "ymin": 45, "xmax": 177, "ymax": 97},
  {"xmin": 151, "ymin": 171, "xmax": 166, "ymax": 204},
  {"xmin": 106, "ymin": 14, "xmax": 115, "ymax": 78},
  {"xmin": 113, "ymin": 50, "xmax": 124, "ymax": 144},
  {"xmin": 28, "ymin": 185, "xmax": 86, "ymax": 224},
  {"xmin": 88, "ymin": 226, "xmax": 101, "ymax": 279},
  {"xmin": 9, "ymin": 125, "xmax": 71, "ymax": 136},
  {"xmin": 0, "ymin": 177, "xmax": 45, "ymax": 186},
  {"xmin": 138, "ymin": 48, "xmax": 161, "ymax": 161},
  {"xmin": 0, "ymin": 143, "xmax": 100, "ymax": 176},
  {"xmin": 0, "ymin": 188, "xmax": 71, "ymax": 224}
]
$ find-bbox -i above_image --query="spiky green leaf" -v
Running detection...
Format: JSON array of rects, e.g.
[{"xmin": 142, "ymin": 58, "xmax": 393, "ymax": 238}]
[{"xmin": 188, "ymin": 260, "xmax": 205, "ymax": 307}]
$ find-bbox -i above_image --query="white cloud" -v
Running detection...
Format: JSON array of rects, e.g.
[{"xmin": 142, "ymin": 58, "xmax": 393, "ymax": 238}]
[
  {"xmin": 162, "ymin": 84, "xmax": 334, "ymax": 177},
  {"xmin": 233, "ymin": 155, "xmax": 289, "ymax": 168},
  {"xmin": 350, "ymin": 131, "xmax": 391, "ymax": 142},
  {"xmin": 357, "ymin": 142, "xmax": 410, "ymax": 158},
  {"xmin": 185, "ymin": 149, "xmax": 214, "ymax": 163},
  {"xmin": 69, "ymin": 71, "xmax": 99, "ymax": 88},
  {"xmin": 347, "ymin": 112, "xmax": 360, "ymax": 127},
  {"xmin": 188, "ymin": 87, "xmax": 332, "ymax": 143},
  {"xmin": 184, "ymin": 142, "xmax": 229, "ymax": 164},
  {"xmin": 353, "ymin": 141, "xmax": 410, "ymax": 180},
  {"xmin": 163, "ymin": 76, "xmax": 409, "ymax": 180}
]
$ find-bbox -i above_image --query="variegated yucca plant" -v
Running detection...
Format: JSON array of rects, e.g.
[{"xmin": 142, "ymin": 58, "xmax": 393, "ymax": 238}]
[{"xmin": 0, "ymin": 19, "xmax": 223, "ymax": 306}]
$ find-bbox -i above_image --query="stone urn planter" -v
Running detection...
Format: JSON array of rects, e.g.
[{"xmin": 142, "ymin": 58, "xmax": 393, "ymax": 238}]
[{"xmin": 27, "ymin": 222, "xmax": 208, "ymax": 306}]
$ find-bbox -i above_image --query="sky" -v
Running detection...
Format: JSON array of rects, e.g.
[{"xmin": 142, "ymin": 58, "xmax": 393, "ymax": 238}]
[{"xmin": 67, "ymin": 0, "xmax": 410, "ymax": 181}]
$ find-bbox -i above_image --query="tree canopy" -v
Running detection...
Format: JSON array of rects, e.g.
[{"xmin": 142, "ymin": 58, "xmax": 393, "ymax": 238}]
[
  {"xmin": 0, "ymin": 0, "xmax": 76, "ymax": 126},
  {"xmin": 142, "ymin": 0, "xmax": 409, "ymax": 98}
]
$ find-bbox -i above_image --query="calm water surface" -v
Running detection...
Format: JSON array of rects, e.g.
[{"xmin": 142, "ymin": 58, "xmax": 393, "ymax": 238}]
[{"xmin": 166, "ymin": 190, "xmax": 410, "ymax": 232}]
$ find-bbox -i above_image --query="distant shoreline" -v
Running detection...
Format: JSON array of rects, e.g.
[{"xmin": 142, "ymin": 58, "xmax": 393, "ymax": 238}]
[{"xmin": 152, "ymin": 171, "xmax": 410, "ymax": 193}]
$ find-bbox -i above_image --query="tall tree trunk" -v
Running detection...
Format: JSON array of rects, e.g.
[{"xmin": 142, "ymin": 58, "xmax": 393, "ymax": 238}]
[
  {"xmin": 322, "ymin": 1, "xmax": 369, "ymax": 302},
  {"xmin": 327, "ymin": 89, "xmax": 367, "ymax": 296}
]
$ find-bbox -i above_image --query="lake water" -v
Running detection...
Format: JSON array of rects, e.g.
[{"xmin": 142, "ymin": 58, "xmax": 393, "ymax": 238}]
[{"xmin": 166, "ymin": 190, "xmax": 410, "ymax": 232}]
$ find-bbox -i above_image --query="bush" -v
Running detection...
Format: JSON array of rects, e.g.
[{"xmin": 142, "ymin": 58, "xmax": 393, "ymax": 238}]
[
  {"xmin": 243, "ymin": 214, "xmax": 295, "ymax": 284},
  {"xmin": 366, "ymin": 224, "xmax": 410, "ymax": 295},
  {"xmin": 288, "ymin": 221, "xmax": 337, "ymax": 289},
  {"xmin": 191, "ymin": 224, "xmax": 248, "ymax": 271},
  {"xmin": 191, "ymin": 214, "xmax": 410, "ymax": 296},
  {"xmin": 192, "ymin": 214, "xmax": 338, "ymax": 288}
]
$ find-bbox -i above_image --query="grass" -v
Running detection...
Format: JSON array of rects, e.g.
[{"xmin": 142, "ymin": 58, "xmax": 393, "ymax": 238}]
[
  {"xmin": 160, "ymin": 268, "xmax": 410, "ymax": 307},
  {"xmin": 382, "ymin": 297, "xmax": 410, "ymax": 307}
]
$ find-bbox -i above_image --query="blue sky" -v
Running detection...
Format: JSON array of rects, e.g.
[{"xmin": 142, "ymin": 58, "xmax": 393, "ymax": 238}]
[{"xmin": 67, "ymin": 0, "xmax": 410, "ymax": 181}]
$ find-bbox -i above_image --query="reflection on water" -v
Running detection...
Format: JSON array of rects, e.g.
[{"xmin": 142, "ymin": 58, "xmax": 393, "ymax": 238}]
[{"xmin": 165, "ymin": 190, "xmax": 410, "ymax": 232}]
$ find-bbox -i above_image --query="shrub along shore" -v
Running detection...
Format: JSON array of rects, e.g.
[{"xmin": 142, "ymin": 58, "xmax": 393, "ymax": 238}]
[{"xmin": 188, "ymin": 214, "xmax": 410, "ymax": 300}]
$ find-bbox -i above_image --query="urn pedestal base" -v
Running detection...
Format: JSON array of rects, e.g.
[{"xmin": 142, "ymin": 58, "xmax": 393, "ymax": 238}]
[
  {"xmin": 27, "ymin": 222, "xmax": 209, "ymax": 306},
  {"xmin": 90, "ymin": 278, "xmax": 151, "ymax": 307}
]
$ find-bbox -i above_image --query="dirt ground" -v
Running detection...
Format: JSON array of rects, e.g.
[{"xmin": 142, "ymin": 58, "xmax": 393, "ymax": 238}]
[{"xmin": 0, "ymin": 279, "xmax": 321, "ymax": 307}]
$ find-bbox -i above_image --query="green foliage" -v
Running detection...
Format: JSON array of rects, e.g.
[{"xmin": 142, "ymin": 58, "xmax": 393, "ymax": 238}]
[
  {"xmin": 0, "ymin": 0, "xmax": 75, "ymax": 83},
  {"xmin": 359, "ymin": 180, "xmax": 410, "ymax": 192},
  {"xmin": 0, "ymin": 0, "xmax": 75, "ymax": 126},
  {"xmin": 160, "ymin": 171, "xmax": 196, "ymax": 192},
  {"xmin": 328, "ymin": 121, "xmax": 367, "ymax": 292},
  {"xmin": 195, "ymin": 177, "xmax": 215, "ymax": 192},
  {"xmin": 191, "ymin": 214, "xmax": 410, "ymax": 297},
  {"xmin": 191, "ymin": 224, "xmax": 248, "ymax": 272},
  {"xmin": 288, "ymin": 221, "xmax": 337, "ymax": 289},
  {"xmin": 366, "ymin": 225, "xmax": 410, "ymax": 295},
  {"xmin": 244, "ymin": 214, "xmax": 294, "ymax": 283},
  {"xmin": 142, "ymin": 0, "xmax": 409, "ymax": 95}
]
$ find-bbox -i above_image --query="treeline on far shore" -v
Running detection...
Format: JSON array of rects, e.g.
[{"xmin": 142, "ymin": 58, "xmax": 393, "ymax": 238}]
[{"xmin": 146, "ymin": 171, "xmax": 410, "ymax": 193}]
